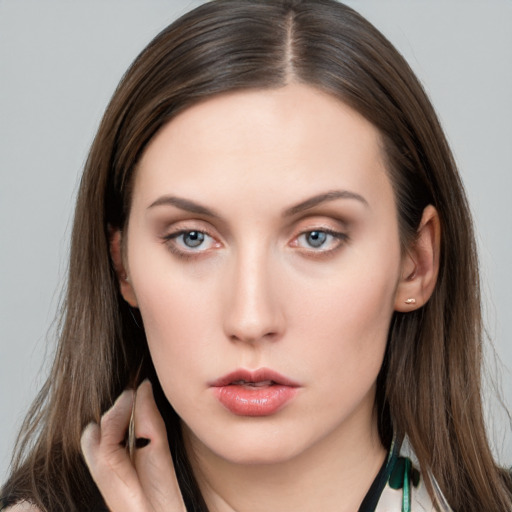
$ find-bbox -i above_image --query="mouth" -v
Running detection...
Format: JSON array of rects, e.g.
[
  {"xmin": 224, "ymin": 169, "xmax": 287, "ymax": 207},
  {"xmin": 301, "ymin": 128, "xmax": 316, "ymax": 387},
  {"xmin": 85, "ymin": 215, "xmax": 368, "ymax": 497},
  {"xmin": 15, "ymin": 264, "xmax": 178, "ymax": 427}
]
[
  {"xmin": 210, "ymin": 368, "xmax": 300, "ymax": 388},
  {"xmin": 230, "ymin": 380, "xmax": 276, "ymax": 388},
  {"xmin": 210, "ymin": 368, "xmax": 300, "ymax": 417}
]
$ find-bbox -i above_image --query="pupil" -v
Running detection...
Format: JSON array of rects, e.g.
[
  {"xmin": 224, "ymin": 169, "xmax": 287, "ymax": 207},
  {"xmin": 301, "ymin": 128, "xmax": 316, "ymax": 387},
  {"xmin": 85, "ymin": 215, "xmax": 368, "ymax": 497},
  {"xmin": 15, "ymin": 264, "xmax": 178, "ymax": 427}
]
[
  {"xmin": 184, "ymin": 231, "xmax": 204, "ymax": 248},
  {"xmin": 307, "ymin": 231, "xmax": 327, "ymax": 248}
]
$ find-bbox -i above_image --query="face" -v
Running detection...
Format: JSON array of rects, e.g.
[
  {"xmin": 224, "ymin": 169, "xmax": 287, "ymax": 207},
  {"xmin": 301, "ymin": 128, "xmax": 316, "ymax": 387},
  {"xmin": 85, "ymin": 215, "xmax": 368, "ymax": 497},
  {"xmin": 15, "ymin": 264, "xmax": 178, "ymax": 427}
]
[{"xmin": 121, "ymin": 84, "xmax": 405, "ymax": 465}]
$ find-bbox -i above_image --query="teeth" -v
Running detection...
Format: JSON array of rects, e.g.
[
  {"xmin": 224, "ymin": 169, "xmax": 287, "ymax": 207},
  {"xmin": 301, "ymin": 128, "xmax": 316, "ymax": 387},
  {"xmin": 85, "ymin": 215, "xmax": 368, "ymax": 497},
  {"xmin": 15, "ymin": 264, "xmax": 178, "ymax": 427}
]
[{"xmin": 232, "ymin": 380, "xmax": 274, "ymax": 387}]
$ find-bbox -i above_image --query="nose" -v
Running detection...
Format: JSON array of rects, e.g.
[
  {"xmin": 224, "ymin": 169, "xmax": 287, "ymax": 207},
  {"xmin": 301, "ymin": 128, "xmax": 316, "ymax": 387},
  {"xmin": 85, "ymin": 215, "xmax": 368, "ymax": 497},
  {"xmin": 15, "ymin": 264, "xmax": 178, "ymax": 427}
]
[{"xmin": 222, "ymin": 246, "xmax": 285, "ymax": 344}]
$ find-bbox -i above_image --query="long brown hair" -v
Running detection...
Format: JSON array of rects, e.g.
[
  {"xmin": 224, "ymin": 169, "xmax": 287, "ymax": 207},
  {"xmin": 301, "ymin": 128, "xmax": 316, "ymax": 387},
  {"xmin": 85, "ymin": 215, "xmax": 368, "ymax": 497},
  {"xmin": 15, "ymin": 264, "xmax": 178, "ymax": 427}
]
[{"xmin": 3, "ymin": 1, "xmax": 511, "ymax": 510}]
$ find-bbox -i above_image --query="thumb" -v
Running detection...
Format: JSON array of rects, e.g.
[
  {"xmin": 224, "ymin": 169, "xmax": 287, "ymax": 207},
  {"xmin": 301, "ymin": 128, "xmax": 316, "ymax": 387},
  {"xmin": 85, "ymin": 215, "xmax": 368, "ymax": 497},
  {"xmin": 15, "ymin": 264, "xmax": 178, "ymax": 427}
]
[{"xmin": 80, "ymin": 390, "xmax": 150, "ymax": 512}]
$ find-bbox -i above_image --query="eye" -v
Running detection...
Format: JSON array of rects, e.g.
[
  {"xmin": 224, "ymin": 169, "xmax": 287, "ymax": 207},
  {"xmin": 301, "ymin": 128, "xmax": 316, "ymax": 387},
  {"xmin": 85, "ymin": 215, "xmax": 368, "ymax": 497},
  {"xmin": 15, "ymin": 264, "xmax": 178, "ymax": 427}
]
[
  {"xmin": 180, "ymin": 231, "xmax": 206, "ymax": 248},
  {"xmin": 293, "ymin": 229, "xmax": 348, "ymax": 252},
  {"xmin": 163, "ymin": 229, "xmax": 219, "ymax": 256},
  {"xmin": 303, "ymin": 231, "xmax": 328, "ymax": 248}
]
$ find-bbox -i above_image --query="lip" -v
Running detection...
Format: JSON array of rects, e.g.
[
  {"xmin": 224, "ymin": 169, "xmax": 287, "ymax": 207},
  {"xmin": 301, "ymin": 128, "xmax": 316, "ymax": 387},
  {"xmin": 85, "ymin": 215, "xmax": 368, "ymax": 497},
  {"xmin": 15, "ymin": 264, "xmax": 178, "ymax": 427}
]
[
  {"xmin": 209, "ymin": 368, "xmax": 301, "ymax": 388},
  {"xmin": 209, "ymin": 368, "xmax": 300, "ymax": 417}
]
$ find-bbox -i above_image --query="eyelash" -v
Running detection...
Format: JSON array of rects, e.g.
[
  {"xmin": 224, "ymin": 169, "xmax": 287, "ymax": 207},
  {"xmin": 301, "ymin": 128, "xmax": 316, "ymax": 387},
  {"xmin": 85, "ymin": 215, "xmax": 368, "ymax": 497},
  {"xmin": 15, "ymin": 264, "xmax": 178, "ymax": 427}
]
[
  {"xmin": 162, "ymin": 229, "xmax": 219, "ymax": 260},
  {"xmin": 292, "ymin": 228, "xmax": 349, "ymax": 256},
  {"xmin": 161, "ymin": 227, "xmax": 349, "ymax": 260}
]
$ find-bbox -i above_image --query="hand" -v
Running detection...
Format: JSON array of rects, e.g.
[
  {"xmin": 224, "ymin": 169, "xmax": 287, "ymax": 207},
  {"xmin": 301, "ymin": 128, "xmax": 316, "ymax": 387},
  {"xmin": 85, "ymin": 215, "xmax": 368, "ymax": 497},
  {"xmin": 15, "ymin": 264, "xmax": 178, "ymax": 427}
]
[{"xmin": 81, "ymin": 380, "xmax": 187, "ymax": 512}]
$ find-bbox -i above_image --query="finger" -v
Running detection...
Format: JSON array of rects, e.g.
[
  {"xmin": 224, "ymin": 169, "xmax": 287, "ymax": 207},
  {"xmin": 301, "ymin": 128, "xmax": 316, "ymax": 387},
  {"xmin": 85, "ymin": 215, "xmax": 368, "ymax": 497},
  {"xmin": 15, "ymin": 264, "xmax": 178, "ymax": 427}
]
[
  {"xmin": 81, "ymin": 421, "xmax": 101, "ymax": 470},
  {"xmin": 98, "ymin": 389, "xmax": 137, "ymax": 481},
  {"xmin": 99, "ymin": 389, "xmax": 133, "ymax": 456},
  {"xmin": 81, "ymin": 390, "xmax": 150, "ymax": 512},
  {"xmin": 134, "ymin": 380, "xmax": 186, "ymax": 512}
]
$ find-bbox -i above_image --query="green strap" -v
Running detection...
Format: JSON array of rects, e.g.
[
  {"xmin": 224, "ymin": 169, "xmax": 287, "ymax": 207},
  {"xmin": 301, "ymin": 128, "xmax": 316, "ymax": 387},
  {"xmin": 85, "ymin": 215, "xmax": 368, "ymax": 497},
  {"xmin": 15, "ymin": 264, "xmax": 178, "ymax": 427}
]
[
  {"xmin": 402, "ymin": 457, "xmax": 411, "ymax": 512},
  {"xmin": 389, "ymin": 454, "xmax": 418, "ymax": 512}
]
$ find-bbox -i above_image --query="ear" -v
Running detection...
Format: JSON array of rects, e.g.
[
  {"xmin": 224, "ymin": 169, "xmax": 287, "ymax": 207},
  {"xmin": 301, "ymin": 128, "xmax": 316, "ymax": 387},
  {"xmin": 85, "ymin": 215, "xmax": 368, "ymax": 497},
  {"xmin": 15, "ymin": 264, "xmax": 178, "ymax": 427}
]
[
  {"xmin": 109, "ymin": 228, "xmax": 138, "ymax": 308},
  {"xmin": 394, "ymin": 205, "xmax": 441, "ymax": 312}
]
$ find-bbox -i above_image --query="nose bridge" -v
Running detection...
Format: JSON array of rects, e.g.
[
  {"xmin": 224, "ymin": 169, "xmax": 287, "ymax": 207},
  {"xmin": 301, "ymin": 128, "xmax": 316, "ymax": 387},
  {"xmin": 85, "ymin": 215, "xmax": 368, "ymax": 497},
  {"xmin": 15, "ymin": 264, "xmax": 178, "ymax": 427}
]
[{"xmin": 223, "ymin": 240, "xmax": 283, "ymax": 343}]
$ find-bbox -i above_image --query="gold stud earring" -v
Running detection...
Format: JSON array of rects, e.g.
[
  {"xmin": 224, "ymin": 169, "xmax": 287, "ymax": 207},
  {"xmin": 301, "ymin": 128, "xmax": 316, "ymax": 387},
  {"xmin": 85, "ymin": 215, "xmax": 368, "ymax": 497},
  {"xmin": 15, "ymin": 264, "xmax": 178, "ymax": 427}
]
[{"xmin": 404, "ymin": 298, "xmax": 416, "ymax": 305}]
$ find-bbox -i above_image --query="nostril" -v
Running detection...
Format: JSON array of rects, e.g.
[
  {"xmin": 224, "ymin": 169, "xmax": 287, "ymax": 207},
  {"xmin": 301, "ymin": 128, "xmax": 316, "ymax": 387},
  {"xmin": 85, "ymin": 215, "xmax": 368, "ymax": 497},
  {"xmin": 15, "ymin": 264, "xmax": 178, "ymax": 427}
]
[{"xmin": 229, "ymin": 329, "xmax": 280, "ymax": 344}]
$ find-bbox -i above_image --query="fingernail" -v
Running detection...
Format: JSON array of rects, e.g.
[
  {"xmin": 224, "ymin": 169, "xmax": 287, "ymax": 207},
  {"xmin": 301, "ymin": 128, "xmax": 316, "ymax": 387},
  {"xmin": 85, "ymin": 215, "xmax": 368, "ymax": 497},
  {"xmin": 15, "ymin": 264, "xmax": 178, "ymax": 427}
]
[
  {"xmin": 135, "ymin": 437, "xmax": 151, "ymax": 449},
  {"xmin": 138, "ymin": 378, "xmax": 152, "ymax": 389}
]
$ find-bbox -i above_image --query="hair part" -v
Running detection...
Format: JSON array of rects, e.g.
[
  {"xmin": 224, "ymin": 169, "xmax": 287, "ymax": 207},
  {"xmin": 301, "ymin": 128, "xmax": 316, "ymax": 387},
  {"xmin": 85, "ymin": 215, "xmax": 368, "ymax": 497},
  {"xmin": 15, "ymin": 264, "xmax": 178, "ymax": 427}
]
[{"xmin": 2, "ymin": 1, "xmax": 511, "ymax": 511}]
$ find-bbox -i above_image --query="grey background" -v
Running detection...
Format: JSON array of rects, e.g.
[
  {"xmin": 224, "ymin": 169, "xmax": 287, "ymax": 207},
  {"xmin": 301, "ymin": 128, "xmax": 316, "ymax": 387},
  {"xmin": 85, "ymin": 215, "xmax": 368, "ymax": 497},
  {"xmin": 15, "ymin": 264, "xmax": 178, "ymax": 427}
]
[{"xmin": 1, "ymin": 0, "xmax": 511, "ymax": 482}]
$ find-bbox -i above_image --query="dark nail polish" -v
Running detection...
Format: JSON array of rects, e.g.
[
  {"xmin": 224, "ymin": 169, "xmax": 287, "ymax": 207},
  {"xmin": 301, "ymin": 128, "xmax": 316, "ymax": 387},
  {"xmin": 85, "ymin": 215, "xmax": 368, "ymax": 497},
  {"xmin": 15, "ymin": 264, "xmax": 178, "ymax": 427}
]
[{"xmin": 135, "ymin": 437, "xmax": 151, "ymax": 449}]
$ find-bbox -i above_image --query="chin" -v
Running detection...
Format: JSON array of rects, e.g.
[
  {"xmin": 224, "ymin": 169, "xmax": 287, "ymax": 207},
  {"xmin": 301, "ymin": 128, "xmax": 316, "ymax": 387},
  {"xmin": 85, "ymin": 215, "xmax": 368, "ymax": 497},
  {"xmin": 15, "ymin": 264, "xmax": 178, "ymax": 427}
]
[
  {"xmin": 184, "ymin": 418, "xmax": 319, "ymax": 466},
  {"xmin": 216, "ymin": 441, "xmax": 308, "ymax": 466}
]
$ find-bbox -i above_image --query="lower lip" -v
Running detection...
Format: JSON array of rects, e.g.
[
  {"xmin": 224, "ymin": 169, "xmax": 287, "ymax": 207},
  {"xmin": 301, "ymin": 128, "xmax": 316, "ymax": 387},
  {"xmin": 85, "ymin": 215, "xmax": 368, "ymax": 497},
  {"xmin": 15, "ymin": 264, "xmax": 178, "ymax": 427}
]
[{"xmin": 212, "ymin": 384, "xmax": 298, "ymax": 416}]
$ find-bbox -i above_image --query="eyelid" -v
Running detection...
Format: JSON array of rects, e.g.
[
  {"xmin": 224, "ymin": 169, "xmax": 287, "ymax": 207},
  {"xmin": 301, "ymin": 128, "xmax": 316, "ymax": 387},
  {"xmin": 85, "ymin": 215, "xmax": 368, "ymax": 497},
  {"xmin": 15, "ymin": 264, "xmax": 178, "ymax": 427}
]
[
  {"xmin": 289, "ymin": 226, "xmax": 349, "ymax": 256},
  {"xmin": 293, "ymin": 228, "xmax": 348, "ymax": 244},
  {"xmin": 161, "ymin": 224, "xmax": 223, "ymax": 259},
  {"xmin": 159, "ymin": 217, "xmax": 219, "ymax": 241}
]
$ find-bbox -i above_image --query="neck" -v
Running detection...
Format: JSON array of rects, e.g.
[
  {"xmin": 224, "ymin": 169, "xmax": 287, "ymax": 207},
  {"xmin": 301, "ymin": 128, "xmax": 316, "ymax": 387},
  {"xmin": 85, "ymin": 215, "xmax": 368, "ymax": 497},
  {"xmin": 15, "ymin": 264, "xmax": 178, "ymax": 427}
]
[{"xmin": 183, "ymin": 407, "xmax": 387, "ymax": 512}]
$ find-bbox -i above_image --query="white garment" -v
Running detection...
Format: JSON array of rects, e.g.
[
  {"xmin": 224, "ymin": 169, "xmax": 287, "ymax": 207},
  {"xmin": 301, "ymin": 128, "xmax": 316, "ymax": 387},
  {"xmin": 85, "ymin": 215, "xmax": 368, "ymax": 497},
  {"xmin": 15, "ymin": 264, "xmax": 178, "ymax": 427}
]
[{"xmin": 374, "ymin": 437, "xmax": 452, "ymax": 512}]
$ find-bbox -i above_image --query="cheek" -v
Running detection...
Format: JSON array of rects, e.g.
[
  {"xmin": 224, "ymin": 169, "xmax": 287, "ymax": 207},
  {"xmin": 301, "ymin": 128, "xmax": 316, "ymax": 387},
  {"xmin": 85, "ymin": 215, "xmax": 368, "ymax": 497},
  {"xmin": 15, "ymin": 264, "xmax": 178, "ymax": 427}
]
[
  {"xmin": 135, "ymin": 276, "xmax": 217, "ymax": 361},
  {"xmin": 127, "ymin": 226, "xmax": 217, "ymax": 340},
  {"xmin": 128, "ymin": 251, "xmax": 239, "ymax": 416},
  {"xmin": 134, "ymin": 280, "xmax": 218, "ymax": 417},
  {"xmin": 285, "ymin": 245, "xmax": 400, "ymax": 386}
]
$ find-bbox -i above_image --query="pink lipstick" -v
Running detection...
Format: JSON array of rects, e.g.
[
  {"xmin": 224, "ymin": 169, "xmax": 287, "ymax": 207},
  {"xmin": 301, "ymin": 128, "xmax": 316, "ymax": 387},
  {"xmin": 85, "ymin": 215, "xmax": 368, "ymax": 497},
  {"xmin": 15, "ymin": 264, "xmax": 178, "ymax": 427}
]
[{"xmin": 210, "ymin": 368, "xmax": 300, "ymax": 416}]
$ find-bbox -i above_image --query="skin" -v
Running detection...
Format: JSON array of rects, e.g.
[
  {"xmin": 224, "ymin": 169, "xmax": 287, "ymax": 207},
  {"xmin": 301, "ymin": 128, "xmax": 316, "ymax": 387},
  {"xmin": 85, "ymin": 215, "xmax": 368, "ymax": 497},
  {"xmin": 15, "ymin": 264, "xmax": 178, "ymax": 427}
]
[{"xmin": 80, "ymin": 83, "xmax": 440, "ymax": 512}]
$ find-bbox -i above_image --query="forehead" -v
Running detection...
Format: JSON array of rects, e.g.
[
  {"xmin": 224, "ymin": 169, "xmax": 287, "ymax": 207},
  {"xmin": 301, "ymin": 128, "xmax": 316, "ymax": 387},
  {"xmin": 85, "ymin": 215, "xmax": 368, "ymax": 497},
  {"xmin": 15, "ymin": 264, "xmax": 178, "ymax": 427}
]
[{"xmin": 133, "ymin": 83, "xmax": 392, "ymax": 213}]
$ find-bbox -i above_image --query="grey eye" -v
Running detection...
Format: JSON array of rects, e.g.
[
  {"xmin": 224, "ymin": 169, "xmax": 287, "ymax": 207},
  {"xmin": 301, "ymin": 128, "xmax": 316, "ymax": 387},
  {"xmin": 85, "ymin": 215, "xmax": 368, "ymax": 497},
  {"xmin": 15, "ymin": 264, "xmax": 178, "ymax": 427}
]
[
  {"xmin": 306, "ymin": 231, "xmax": 328, "ymax": 248},
  {"xmin": 182, "ymin": 231, "xmax": 205, "ymax": 248}
]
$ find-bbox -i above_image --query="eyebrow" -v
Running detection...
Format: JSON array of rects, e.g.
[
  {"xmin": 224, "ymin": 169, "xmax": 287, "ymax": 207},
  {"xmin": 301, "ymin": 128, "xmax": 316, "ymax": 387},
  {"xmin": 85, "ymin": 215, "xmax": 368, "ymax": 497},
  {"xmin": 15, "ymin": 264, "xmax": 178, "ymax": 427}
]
[
  {"xmin": 147, "ymin": 189, "xmax": 368, "ymax": 218},
  {"xmin": 283, "ymin": 190, "xmax": 369, "ymax": 217},
  {"xmin": 147, "ymin": 195, "xmax": 221, "ymax": 218}
]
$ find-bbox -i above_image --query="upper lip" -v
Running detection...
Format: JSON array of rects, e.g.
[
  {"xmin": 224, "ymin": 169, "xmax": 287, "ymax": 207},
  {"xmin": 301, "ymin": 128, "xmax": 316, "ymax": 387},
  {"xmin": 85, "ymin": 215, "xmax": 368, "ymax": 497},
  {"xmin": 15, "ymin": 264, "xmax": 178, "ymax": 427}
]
[{"xmin": 209, "ymin": 368, "xmax": 301, "ymax": 387}]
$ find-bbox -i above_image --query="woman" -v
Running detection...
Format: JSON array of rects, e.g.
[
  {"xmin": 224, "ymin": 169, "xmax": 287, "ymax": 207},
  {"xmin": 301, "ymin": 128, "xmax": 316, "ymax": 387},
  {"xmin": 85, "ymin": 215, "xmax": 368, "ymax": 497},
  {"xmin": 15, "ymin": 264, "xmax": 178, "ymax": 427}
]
[{"xmin": 2, "ymin": 0, "xmax": 511, "ymax": 510}]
